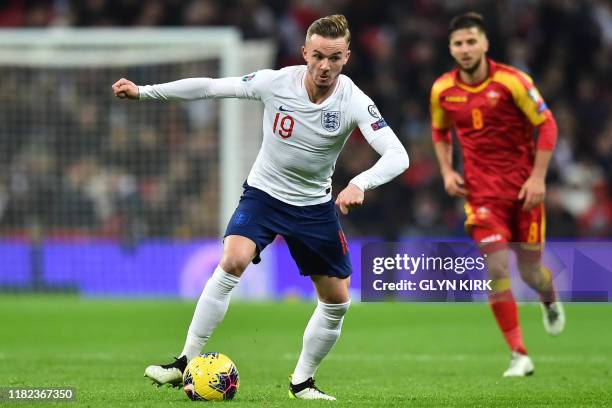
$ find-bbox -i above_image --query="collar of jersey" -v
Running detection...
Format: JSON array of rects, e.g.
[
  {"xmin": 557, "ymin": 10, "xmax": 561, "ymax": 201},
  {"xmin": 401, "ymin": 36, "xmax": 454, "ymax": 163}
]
[{"xmin": 453, "ymin": 58, "xmax": 496, "ymax": 93}]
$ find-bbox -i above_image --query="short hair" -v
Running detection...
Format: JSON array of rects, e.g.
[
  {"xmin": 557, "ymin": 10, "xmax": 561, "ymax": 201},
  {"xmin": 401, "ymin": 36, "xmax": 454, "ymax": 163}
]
[
  {"xmin": 448, "ymin": 12, "xmax": 487, "ymax": 37},
  {"xmin": 306, "ymin": 14, "xmax": 351, "ymax": 43}
]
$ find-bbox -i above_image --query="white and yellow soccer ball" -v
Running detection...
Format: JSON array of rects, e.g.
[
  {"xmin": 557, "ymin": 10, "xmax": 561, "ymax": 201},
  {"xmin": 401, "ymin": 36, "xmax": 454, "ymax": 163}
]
[{"xmin": 183, "ymin": 352, "xmax": 240, "ymax": 401}]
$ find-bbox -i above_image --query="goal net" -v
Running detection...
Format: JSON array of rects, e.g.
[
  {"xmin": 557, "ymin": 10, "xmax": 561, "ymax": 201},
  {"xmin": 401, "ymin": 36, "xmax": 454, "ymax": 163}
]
[{"xmin": 0, "ymin": 28, "xmax": 275, "ymax": 294}]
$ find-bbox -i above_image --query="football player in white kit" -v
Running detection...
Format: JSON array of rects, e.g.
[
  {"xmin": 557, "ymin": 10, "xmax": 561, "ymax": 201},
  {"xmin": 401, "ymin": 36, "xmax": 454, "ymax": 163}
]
[{"xmin": 112, "ymin": 15, "xmax": 409, "ymax": 400}]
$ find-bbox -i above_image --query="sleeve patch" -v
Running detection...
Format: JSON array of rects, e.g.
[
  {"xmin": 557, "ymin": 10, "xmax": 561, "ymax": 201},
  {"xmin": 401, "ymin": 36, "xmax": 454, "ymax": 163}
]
[
  {"xmin": 241, "ymin": 72, "xmax": 256, "ymax": 82},
  {"xmin": 368, "ymin": 104, "xmax": 381, "ymax": 118},
  {"xmin": 528, "ymin": 88, "xmax": 547, "ymax": 113},
  {"xmin": 371, "ymin": 118, "xmax": 388, "ymax": 131}
]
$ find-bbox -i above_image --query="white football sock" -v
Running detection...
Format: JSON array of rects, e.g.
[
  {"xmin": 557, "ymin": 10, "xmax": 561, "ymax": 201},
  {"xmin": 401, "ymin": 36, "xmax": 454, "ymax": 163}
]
[
  {"xmin": 180, "ymin": 266, "xmax": 240, "ymax": 361},
  {"xmin": 291, "ymin": 300, "xmax": 351, "ymax": 385}
]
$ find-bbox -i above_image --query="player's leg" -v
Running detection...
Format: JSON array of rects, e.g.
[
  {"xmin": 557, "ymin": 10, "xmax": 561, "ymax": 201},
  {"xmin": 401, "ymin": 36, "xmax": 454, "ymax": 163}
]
[
  {"xmin": 517, "ymin": 260, "xmax": 565, "ymax": 335},
  {"xmin": 515, "ymin": 204, "xmax": 565, "ymax": 336},
  {"xmin": 293, "ymin": 275, "xmax": 350, "ymax": 381},
  {"xmin": 284, "ymin": 199, "xmax": 352, "ymax": 400},
  {"xmin": 144, "ymin": 235, "xmax": 256, "ymax": 387},
  {"xmin": 482, "ymin": 246, "xmax": 533, "ymax": 376},
  {"xmin": 482, "ymin": 247, "xmax": 529, "ymax": 357},
  {"xmin": 179, "ymin": 235, "xmax": 255, "ymax": 361},
  {"xmin": 466, "ymin": 200, "xmax": 533, "ymax": 376},
  {"xmin": 145, "ymin": 185, "xmax": 275, "ymax": 387},
  {"xmin": 289, "ymin": 275, "xmax": 350, "ymax": 401}
]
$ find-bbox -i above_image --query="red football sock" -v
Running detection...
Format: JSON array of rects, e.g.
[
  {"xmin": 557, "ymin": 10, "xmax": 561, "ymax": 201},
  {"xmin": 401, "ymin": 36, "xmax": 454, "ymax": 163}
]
[{"xmin": 489, "ymin": 290, "xmax": 527, "ymax": 355}]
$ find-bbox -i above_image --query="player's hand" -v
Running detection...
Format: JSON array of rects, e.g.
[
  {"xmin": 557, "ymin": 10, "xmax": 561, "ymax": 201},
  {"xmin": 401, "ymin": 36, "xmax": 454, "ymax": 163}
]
[
  {"xmin": 335, "ymin": 183, "xmax": 364, "ymax": 215},
  {"xmin": 112, "ymin": 78, "xmax": 139, "ymax": 100},
  {"xmin": 518, "ymin": 175, "xmax": 545, "ymax": 211},
  {"xmin": 442, "ymin": 170, "xmax": 468, "ymax": 198}
]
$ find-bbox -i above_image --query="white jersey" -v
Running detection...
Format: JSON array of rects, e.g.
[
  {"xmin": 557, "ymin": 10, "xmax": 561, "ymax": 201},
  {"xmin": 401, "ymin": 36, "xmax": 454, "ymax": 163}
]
[{"xmin": 139, "ymin": 65, "xmax": 408, "ymax": 206}]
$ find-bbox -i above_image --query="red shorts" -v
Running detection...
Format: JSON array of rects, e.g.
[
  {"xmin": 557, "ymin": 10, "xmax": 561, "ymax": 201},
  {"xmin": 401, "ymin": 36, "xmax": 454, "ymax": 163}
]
[{"xmin": 464, "ymin": 198, "xmax": 545, "ymax": 261}]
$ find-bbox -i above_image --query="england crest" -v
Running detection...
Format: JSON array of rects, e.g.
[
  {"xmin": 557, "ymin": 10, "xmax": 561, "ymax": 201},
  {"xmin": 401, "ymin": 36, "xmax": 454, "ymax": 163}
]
[{"xmin": 321, "ymin": 110, "xmax": 340, "ymax": 132}]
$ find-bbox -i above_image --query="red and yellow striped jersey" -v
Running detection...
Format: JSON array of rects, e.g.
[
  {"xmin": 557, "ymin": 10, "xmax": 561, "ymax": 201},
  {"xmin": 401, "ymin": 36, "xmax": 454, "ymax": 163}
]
[{"xmin": 430, "ymin": 58, "xmax": 555, "ymax": 200}]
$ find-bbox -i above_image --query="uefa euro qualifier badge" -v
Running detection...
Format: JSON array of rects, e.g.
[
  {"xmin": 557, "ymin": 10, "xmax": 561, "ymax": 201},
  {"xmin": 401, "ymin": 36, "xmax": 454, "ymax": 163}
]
[
  {"xmin": 241, "ymin": 72, "xmax": 256, "ymax": 82},
  {"xmin": 367, "ymin": 104, "xmax": 387, "ymax": 131}
]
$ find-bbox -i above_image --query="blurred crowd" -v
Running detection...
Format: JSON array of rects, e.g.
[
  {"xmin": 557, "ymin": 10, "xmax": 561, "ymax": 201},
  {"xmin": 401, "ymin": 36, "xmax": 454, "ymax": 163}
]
[
  {"xmin": 0, "ymin": 60, "xmax": 222, "ymax": 241},
  {"xmin": 0, "ymin": 0, "xmax": 610, "ymax": 240}
]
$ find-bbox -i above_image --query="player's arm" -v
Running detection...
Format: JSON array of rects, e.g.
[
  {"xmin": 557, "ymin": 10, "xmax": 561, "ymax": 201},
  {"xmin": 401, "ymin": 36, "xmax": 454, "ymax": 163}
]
[
  {"xmin": 432, "ymin": 132, "xmax": 467, "ymax": 198},
  {"xmin": 510, "ymin": 74, "xmax": 558, "ymax": 210},
  {"xmin": 336, "ymin": 102, "xmax": 409, "ymax": 215},
  {"xmin": 112, "ymin": 71, "xmax": 273, "ymax": 101},
  {"xmin": 430, "ymin": 85, "xmax": 467, "ymax": 198},
  {"xmin": 518, "ymin": 111, "xmax": 557, "ymax": 210}
]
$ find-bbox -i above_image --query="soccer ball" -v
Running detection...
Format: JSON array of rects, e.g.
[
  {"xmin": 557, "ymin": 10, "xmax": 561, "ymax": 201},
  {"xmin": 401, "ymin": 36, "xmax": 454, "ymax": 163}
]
[{"xmin": 183, "ymin": 352, "xmax": 240, "ymax": 401}]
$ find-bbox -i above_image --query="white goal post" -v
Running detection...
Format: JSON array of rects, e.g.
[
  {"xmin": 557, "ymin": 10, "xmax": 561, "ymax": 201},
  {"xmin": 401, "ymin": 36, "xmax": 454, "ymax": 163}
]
[{"xmin": 0, "ymin": 28, "xmax": 276, "ymax": 235}]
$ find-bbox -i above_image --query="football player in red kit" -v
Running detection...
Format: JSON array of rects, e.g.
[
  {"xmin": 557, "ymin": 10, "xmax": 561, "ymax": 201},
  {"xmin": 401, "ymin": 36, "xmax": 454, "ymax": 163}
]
[{"xmin": 430, "ymin": 12, "xmax": 565, "ymax": 377}]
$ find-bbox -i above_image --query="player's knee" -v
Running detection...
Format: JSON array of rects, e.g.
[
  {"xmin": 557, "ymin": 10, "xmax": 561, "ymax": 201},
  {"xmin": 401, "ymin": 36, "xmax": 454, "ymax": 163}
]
[
  {"xmin": 220, "ymin": 236, "xmax": 257, "ymax": 276},
  {"xmin": 313, "ymin": 276, "xmax": 351, "ymax": 304},
  {"xmin": 318, "ymin": 288, "xmax": 350, "ymax": 304},
  {"xmin": 219, "ymin": 254, "xmax": 250, "ymax": 277},
  {"xmin": 481, "ymin": 248, "xmax": 510, "ymax": 280},
  {"xmin": 486, "ymin": 260, "xmax": 509, "ymax": 280}
]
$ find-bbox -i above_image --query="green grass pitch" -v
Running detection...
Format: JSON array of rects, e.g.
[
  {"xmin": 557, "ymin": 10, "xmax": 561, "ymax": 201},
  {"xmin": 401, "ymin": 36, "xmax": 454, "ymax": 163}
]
[{"xmin": 1, "ymin": 296, "xmax": 611, "ymax": 407}]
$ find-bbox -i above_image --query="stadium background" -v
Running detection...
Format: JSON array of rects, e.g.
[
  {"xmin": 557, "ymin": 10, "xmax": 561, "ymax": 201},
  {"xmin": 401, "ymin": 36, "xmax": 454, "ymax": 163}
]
[{"xmin": 0, "ymin": 1, "xmax": 611, "ymax": 406}]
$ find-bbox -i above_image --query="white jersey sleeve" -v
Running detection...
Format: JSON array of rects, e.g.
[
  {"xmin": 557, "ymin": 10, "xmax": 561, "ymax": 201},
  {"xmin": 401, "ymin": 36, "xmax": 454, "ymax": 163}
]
[
  {"xmin": 138, "ymin": 70, "xmax": 277, "ymax": 101},
  {"xmin": 347, "ymin": 89, "xmax": 409, "ymax": 191}
]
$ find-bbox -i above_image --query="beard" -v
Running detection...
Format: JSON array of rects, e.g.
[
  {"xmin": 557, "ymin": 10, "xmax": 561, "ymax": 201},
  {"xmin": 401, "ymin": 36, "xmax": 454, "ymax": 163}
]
[{"xmin": 460, "ymin": 56, "xmax": 483, "ymax": 75}]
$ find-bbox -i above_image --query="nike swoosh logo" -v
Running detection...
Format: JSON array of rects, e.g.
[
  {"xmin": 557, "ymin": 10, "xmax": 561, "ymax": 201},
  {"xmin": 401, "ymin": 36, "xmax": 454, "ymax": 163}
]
[{"xmin": 278, "ymin": 105, "xmax": 294, "ymax": 112}]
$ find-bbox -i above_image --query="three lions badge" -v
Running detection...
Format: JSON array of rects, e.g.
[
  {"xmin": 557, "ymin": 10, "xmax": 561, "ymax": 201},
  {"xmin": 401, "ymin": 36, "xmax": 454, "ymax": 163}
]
[{"xmin": 321, "ymin": 111, "xmax": 340, "ymax": 132}]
